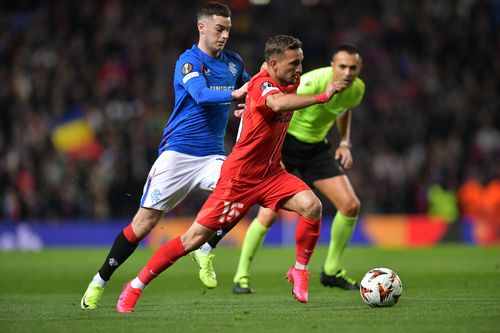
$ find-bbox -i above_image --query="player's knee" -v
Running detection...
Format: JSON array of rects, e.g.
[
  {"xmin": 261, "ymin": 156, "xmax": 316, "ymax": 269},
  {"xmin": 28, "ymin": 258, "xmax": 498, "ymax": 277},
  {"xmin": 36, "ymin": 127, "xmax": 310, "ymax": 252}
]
[
  {"xmin": 339, "ymin": 197, "xmax": 361, "ymax": 217},
  {"xmin": 303, "ymin": 197, "xmax": 322, "ymax": 219},
  {"xmin": 257, "ymin": 208, "xmax": 277, "ymax": 227}
]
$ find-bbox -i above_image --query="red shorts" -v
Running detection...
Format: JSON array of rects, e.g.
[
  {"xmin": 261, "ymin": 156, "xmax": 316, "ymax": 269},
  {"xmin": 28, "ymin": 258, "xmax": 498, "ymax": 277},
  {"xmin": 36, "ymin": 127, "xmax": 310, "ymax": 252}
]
[{"xmin": 195, "ymin": 170, "xmax": 311, "ymax": 229}]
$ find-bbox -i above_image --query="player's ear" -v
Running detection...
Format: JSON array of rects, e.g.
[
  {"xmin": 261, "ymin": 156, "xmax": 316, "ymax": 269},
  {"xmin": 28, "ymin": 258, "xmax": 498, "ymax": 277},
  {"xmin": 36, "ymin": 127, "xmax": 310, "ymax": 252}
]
[
  {"xmin": 269, "ymin": 58, "xmax": 278, "ymax": 72},
  {"xmin": 197, "ymin": 21, "xmax": 205, "ymax": 34}
]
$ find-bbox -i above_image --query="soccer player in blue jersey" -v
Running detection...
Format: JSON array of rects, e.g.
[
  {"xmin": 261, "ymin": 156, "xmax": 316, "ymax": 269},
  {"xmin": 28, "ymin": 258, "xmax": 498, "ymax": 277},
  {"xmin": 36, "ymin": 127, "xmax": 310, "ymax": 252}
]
[{"xmin": 81, "ymin": 2, "xmax": 249, "ymax": 310}]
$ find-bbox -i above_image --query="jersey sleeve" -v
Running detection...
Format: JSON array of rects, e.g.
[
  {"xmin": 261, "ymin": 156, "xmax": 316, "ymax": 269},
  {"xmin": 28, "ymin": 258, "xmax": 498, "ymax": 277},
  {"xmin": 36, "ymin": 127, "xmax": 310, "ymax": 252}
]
[
  {"xmin": 254, "ymin": 78, "xmax": 281, "ymax": 110},
  {"xmin": 239, "ymin": 68, "xmax": 251, "ymax": 86},
  {"xmin": 234, "ymin": 67, "xmax": 251, "ymax": 89},
  {"xmin": 352, "ymin": 79, "xmax": 366, "ymax": 107},
  {"xmin": 176, "ymin": 53, "xmax": 233, "ymax": 105},
  {"xmin": 345, "ymin": 79, "xmax": 366, "ymax": 110}
]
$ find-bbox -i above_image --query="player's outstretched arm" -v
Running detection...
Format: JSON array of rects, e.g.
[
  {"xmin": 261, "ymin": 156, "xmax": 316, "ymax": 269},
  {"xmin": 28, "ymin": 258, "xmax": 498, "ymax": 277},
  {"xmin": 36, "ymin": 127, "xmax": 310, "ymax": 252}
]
[
  {"xmin": 265, "ymin": 80, "xmax": 343, "ymax": 113},
  {"xmin": 266, "ymin": 93, "xmax": 319, "ymax": 113}
]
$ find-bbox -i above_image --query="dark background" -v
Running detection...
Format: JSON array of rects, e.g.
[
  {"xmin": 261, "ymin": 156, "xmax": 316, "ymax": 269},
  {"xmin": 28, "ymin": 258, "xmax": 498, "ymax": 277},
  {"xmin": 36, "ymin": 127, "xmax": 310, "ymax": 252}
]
[{"xmin": 0, "ymin": 0, "xmax": 498, "ymax": 221}]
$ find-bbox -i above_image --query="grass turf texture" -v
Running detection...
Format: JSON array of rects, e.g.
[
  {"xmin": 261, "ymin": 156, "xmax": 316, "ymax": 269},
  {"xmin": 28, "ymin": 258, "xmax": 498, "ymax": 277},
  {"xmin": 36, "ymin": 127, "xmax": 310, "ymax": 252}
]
[{"xmin": 1, "ymin": 245, "xmax": 499, "ymax": 333}]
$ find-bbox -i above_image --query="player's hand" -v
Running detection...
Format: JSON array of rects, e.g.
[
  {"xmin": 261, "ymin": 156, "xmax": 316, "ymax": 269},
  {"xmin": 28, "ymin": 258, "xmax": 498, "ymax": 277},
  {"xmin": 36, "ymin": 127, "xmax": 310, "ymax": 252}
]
[
  {"xmin": 233, "ymin": 103, "xmax": 245, "ymax": 117},
  {"xmin": 335, "ymin": 145, "xmax": 353, "ymax": 169},
  {"xmin": 232, "ymin": 82, "xmax": 248, "ymax": 100},
  {"xmin": 331, "ymin": 78, "xmax": 351, "ymax": 93},
  {"xmin": 322, "ymin": 78, "xmax": 347, "ymax": 100}
]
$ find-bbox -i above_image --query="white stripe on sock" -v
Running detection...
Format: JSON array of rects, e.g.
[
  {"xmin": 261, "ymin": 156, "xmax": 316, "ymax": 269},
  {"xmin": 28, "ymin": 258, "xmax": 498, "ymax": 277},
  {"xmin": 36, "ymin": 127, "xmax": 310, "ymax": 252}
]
[
  {"xmin": 295, "ymin": 262, "xmax": 308, "ymax": 270},
  {"xmin": 92, "ymin": 273, "xmax": 106, "ymax": 287},
  {"xmin": 199, "ymin": 243, "xmax": 213, "ymax": 254},
  {"xmin": 131, "ymin": 277, "xmax": 146, "ymax": 290}
]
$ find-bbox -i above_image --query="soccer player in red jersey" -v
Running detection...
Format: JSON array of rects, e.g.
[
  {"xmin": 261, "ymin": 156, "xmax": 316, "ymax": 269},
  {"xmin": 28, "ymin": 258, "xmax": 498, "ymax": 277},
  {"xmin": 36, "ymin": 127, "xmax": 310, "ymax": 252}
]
[{"xmin": 116, "ymin": 35, "xmax": 347, "ymax": 312}]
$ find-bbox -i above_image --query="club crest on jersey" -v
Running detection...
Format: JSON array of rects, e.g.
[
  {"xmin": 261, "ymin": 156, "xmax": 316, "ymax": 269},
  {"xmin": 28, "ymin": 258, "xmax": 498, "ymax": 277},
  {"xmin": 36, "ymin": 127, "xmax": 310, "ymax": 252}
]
[
  {"xmin": 181, "ymin": 62, "xmax": 193, "ymax": 75},
  {"xmin": 151, "ymin": 189, "xmax": 162, "ymax": 204},
  {"xmin": 260, "ymin": 81, "xmax": 274, "ymax": 91},
  {"xmin": 228, "ymin": 62, "xmax": 237, "ymax": 76}
]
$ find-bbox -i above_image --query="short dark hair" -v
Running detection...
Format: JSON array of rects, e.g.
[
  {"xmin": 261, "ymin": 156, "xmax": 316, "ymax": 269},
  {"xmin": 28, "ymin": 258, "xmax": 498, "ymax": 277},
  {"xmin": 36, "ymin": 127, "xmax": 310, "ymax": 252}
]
[
  {"xmin": 332, "ymin": 44, "xmax": 362, "ymax": 60},
  {"xmin": 264, "ymin": 35, "xmax": 303, "ymax": 61},
  {"xmin": 197, "ymin": 2, "xmax": 231, "ymax": 21}
]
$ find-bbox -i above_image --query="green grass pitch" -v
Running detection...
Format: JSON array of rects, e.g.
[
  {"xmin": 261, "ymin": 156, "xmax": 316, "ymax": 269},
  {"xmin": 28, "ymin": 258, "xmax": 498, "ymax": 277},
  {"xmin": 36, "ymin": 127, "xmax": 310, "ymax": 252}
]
[{"xmin": 1, "ymin": 245, "xmax": 499, "ymax": 332}]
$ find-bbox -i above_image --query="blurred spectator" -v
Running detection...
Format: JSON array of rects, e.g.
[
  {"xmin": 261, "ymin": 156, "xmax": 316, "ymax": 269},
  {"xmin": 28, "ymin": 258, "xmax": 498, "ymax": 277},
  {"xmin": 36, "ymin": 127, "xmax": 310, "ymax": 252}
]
[
  {"xmin": 0, "ymin": 0, "xmax": 499, "ymax": 221},
  {"xmin": 427, "ymin": 182, "xmax": 459, "ymax": 223},
  {"xmin": 459, "ymin": 171, "xmax": 500, "ymax": 224}
]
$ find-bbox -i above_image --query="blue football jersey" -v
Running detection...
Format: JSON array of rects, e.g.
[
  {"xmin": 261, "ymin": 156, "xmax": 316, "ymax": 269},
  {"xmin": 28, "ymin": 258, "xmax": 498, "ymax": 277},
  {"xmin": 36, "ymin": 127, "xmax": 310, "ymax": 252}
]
[{"xmin": 158, "ymin": 44, "xmax": 250, "ymax": 156}]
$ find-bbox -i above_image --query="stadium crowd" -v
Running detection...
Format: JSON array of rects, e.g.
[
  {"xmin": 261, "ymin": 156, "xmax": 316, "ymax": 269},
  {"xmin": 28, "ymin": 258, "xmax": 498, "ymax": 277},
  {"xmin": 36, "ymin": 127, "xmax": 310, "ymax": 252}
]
[{"xmin": 1, "ymin": 0, "xmax": 498, "ymax": 222}]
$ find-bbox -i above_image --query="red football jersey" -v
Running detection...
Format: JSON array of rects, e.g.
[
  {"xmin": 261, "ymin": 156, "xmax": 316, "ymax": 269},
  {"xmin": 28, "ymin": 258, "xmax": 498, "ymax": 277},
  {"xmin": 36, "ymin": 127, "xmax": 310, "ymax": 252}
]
[{"xmin": 220, "ymin": 70, "xmax": 299, "ymax": 182}]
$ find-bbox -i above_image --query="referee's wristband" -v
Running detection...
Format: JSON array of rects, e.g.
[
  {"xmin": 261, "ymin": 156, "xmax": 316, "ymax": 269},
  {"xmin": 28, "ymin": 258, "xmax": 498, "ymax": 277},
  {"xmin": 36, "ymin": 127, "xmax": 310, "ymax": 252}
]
[{"xmin": 339, "ymin": 140, "xmax": 352, "ymax": 149}]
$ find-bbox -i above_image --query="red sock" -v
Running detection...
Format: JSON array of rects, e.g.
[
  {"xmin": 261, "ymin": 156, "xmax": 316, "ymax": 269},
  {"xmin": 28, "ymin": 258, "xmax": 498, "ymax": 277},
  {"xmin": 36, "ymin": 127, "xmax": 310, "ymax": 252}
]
[
  {"xmin": 137, "ymin": 236, "xmax": 187, "ymax": 285},
  {"xmin": 295, "ymin": 216, "xmax": 321, "ymax": 266},
  {"xmin": 123, "ymin": 224, "xmax": 140, "ymax": 244}
]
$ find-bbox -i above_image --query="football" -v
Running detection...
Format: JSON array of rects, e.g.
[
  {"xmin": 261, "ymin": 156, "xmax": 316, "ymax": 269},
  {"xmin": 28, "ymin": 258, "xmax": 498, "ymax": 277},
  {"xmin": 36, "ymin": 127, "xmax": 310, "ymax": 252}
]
[{"xmin": 360, "ymin": 267, "xmax": 403, "ymax": 307}]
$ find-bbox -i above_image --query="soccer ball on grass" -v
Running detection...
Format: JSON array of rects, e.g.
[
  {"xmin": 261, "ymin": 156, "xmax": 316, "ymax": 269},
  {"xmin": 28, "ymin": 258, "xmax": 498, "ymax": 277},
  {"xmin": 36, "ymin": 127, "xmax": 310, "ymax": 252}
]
[{"xmin": 360, "ymin": 267, "xmax": 402, "ymax": 307}]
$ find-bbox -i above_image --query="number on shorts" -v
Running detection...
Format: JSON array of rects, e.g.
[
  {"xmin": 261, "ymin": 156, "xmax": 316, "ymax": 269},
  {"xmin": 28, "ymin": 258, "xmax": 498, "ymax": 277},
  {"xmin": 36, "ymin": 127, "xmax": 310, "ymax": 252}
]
[{"xmin": 219, "ymin": 201, "xmax": 244, "ymax": 223}]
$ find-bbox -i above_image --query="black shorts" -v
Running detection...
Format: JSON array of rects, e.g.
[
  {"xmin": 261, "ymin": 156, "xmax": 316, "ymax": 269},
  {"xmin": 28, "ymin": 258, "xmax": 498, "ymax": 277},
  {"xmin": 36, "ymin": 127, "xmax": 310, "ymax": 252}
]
[{"xmin": 282, "ymin": 133, "xmax": 344, "ymax": 186}]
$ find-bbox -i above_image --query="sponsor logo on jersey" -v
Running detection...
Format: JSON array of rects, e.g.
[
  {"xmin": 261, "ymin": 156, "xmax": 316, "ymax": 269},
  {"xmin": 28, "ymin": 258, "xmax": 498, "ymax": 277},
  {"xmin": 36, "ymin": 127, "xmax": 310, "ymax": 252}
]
[
  {"xmin": 181, "ymin": 62, "xmax": 193, "ymax": 75},
  {"xmin": 271, "ymin": 112, "xmax": 293, "ymax": 123},
  {"xmin": 209, "ymin": 85, "xmax": 235, "ymax": 90},
  {"xmin": 228, "ymin": 62, "xmax": 237, "ymax": 76},
  {"xmin": 203, "ymin": 68, "xmax": 211, "ymax": 76}
]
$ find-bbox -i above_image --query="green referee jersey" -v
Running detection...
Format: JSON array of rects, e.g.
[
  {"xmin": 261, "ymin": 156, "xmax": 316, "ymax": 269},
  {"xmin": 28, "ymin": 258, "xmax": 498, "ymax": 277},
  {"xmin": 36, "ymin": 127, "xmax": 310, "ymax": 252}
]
[{"xmin": 288, "ymin": 66, "xmax": 365, "ymax": 144}]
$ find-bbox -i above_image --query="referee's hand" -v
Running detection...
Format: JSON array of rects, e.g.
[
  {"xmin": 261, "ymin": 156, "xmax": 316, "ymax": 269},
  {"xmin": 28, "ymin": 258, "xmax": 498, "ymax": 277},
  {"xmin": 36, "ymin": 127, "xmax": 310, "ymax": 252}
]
[{"xmin": 335, "ymin": 146, "xmax": 353, "ymax": 169}]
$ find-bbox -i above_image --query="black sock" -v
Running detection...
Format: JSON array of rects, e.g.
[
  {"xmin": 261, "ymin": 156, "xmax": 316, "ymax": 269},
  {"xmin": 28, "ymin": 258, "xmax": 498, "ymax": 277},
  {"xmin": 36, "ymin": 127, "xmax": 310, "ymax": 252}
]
[
  {"xmin": 207, "ymin": 226, "xmax": 234, "ymax": 248},
  {"xmin": 98, "ymin": 231, "xmax": 139, "ymax": 281}
]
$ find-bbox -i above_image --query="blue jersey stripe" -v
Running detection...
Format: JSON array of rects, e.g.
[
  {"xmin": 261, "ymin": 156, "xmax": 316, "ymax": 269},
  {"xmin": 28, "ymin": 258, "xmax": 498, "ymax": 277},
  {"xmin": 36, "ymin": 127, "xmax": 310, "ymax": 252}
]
[{"xmin": 140, "ymin": 175, "xmax": 154, "ymax": 207}]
